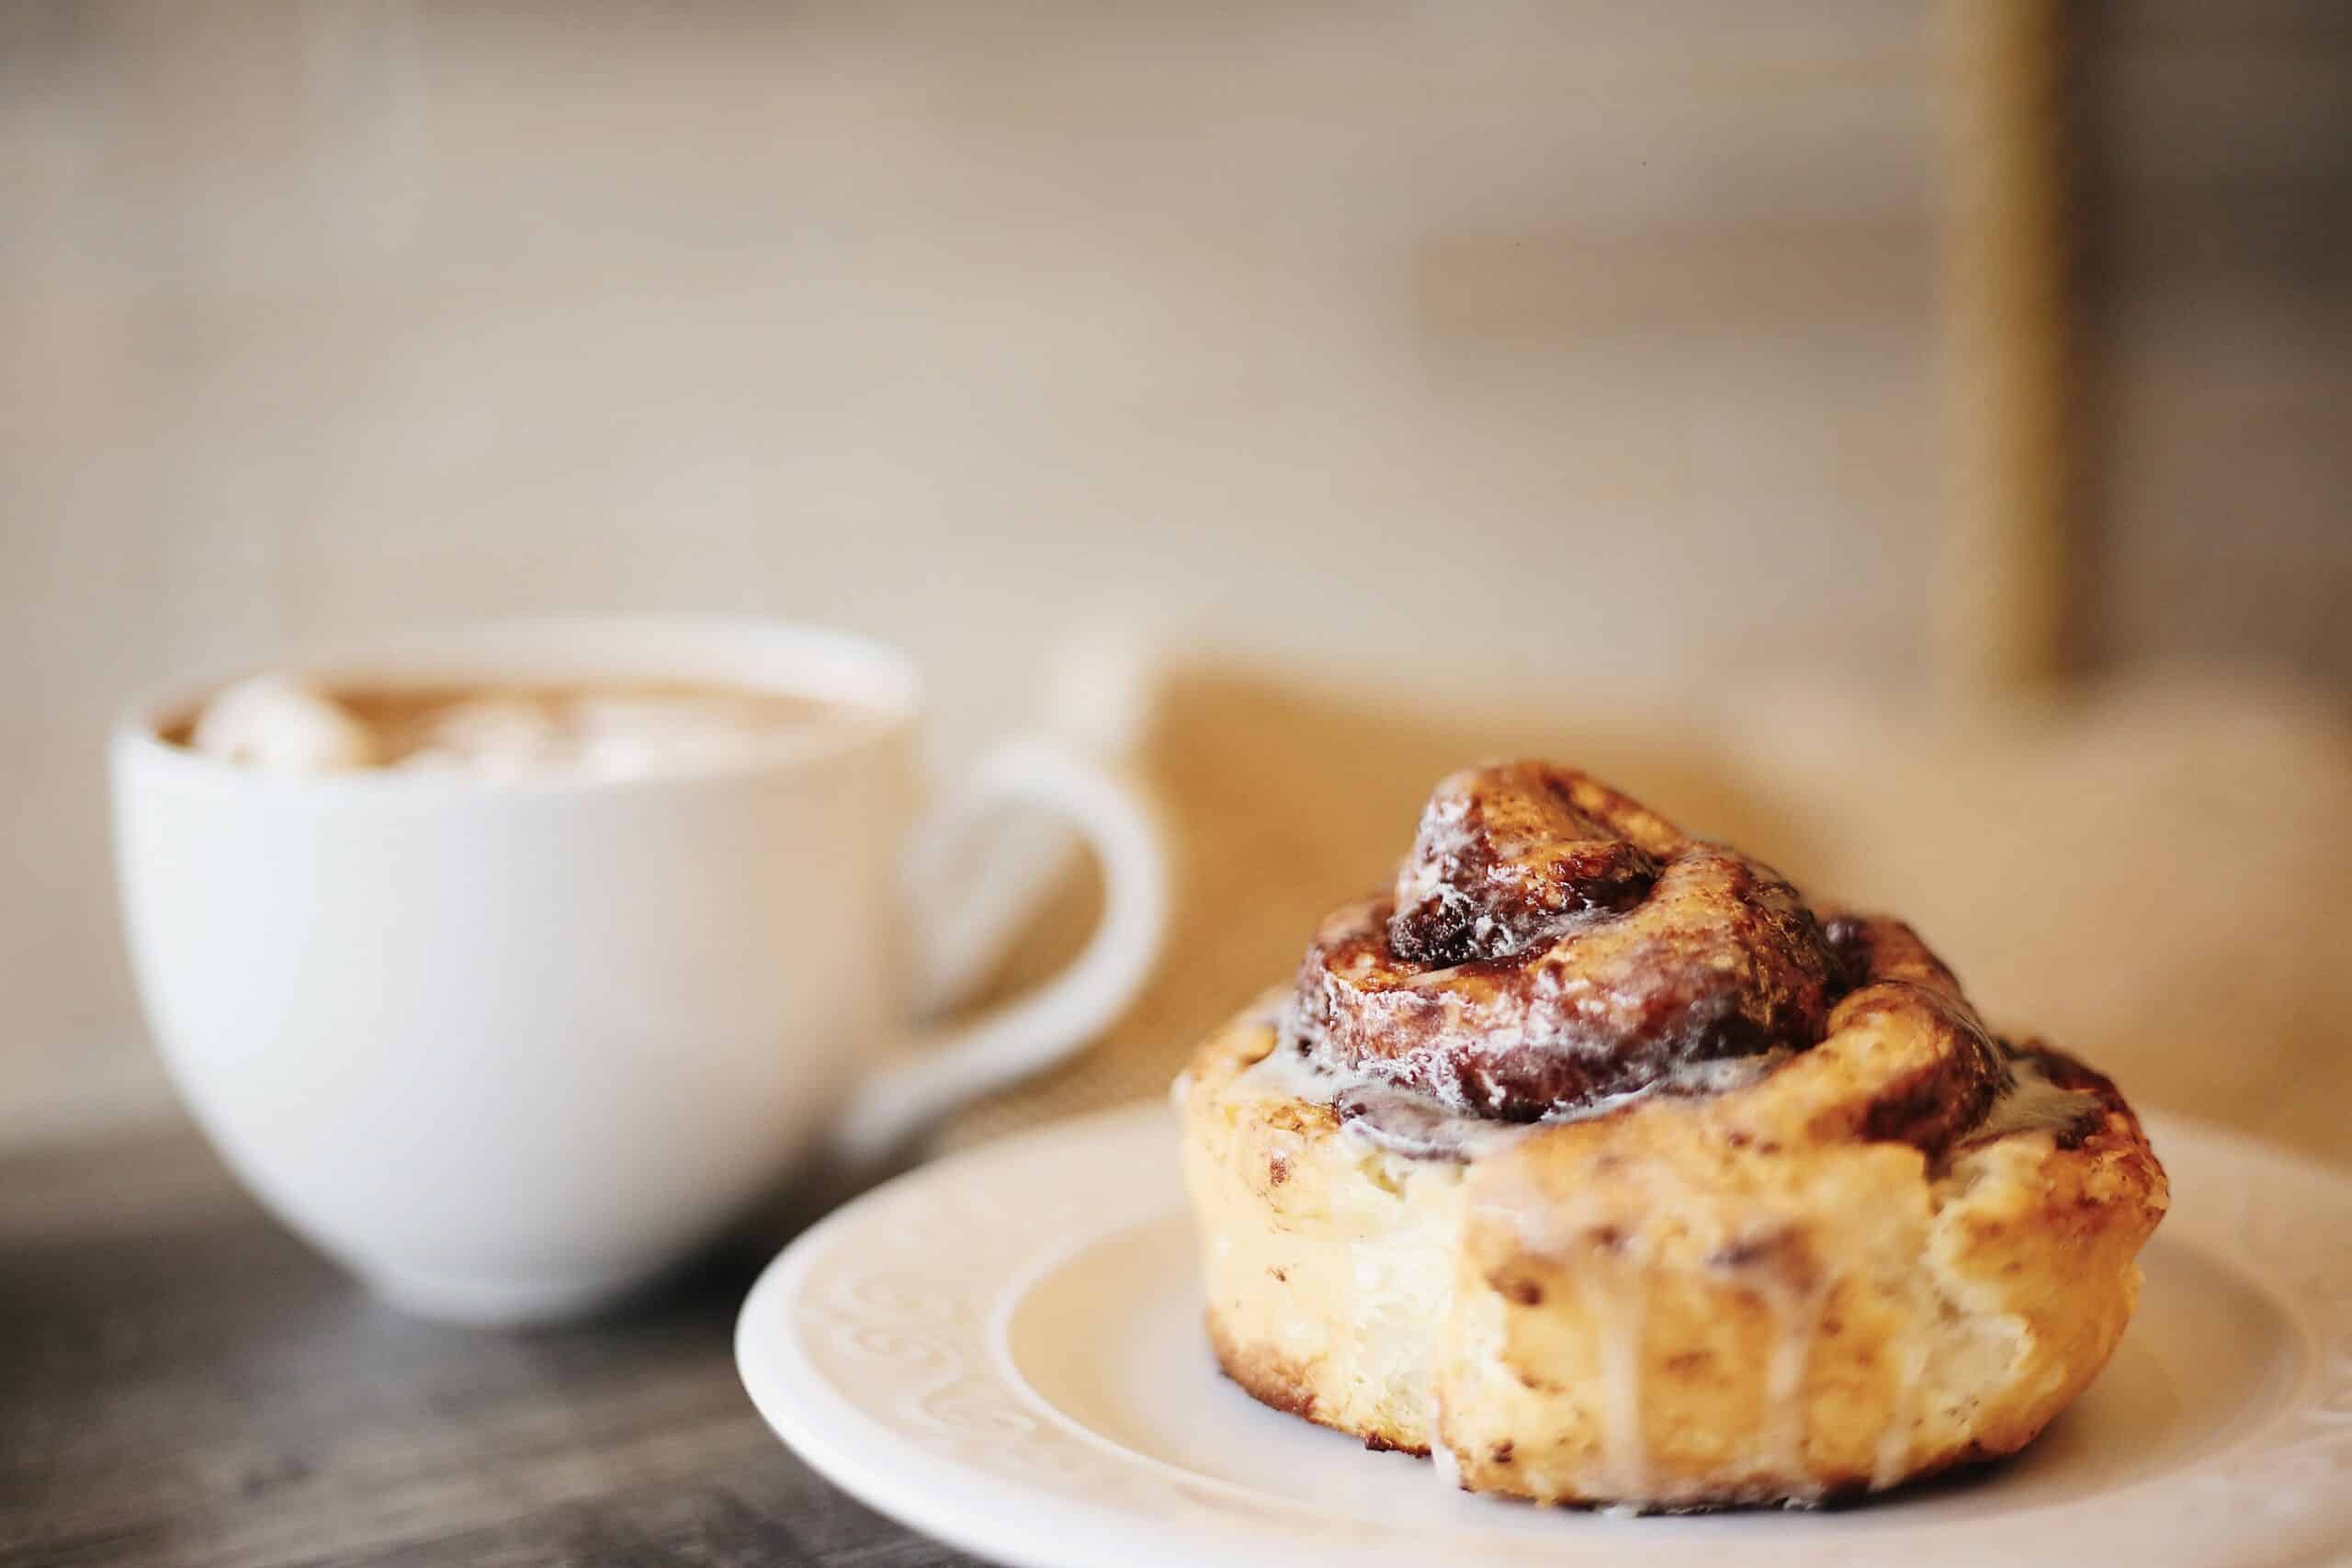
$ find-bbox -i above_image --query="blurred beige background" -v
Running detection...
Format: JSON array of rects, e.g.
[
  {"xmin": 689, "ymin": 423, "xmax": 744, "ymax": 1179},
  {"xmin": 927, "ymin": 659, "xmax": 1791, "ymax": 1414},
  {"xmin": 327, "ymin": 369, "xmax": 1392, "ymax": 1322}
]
[{"xmin": 3, "ymin": 2, "xmax": 2346, "ymax": 1144}]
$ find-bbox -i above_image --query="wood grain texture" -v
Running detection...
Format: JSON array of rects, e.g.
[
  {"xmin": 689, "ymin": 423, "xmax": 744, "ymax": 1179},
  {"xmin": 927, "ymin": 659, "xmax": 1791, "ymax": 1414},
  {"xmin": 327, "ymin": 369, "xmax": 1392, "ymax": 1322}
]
[{"xmin": 0, "ymin": 1124, "xmax": 978, "ymax": 1568}]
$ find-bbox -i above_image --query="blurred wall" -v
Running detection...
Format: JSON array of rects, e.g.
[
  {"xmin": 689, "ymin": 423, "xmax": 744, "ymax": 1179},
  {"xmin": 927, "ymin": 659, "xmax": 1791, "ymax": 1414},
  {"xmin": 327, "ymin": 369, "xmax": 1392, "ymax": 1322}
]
[
  {"xmin": 2077, "ymin": 2, "xmax": 2351, "ymax": 678},
  {"xmin": 1, "ymin": 1, "xmax": 2344, "ymax": 1134}
]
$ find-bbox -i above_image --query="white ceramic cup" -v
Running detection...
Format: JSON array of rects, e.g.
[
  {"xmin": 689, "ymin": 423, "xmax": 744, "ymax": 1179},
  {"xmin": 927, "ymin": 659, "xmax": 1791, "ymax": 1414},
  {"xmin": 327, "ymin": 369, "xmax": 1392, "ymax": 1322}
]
[{"xmin": 110, "ymin": 619, "xmax": 1168, "ymax": 1326}]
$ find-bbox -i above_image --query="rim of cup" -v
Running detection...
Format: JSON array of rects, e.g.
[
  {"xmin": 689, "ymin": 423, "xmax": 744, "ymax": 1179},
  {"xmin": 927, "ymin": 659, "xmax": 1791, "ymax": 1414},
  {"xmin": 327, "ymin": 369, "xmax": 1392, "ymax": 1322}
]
[{"xmin": 111, "ymin": 615, "xmax": 922, "ymax": 801}]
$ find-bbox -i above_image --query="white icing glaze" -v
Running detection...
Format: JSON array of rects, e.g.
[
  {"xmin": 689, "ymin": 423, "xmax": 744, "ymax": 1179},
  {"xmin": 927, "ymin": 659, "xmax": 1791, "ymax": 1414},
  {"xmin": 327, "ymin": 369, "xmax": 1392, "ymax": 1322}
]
[
  {"xmin": 1871, "ymin": 1335, "xmax": 1929, "ymax": 1491},
  {"xmin": 1970, "ymin": 1055, "xmax": 2102, "ymax": 1146},
  {"xmin": 1578, "ymin": 1261, "xmax": 1652, "ymax": 1501},
  {"xmin": 1427, "ymin": 1397, "xmax": 1463, "ymax": 1491},
  {"xmin": 1755, "ymin": 1268, "xmax": 1825, "ymax": 1493},
  {"xmin": 1229, "ymin": 1022, "xmax": 1791, "ymax": 1165}
]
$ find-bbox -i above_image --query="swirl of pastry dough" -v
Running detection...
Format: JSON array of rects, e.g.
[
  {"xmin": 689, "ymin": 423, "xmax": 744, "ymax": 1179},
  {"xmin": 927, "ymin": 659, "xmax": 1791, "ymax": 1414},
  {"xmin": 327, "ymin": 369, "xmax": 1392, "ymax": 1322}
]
[{"xmin": 1290, "ymin": 762, "xmax": 2007, "ymax": 1140}]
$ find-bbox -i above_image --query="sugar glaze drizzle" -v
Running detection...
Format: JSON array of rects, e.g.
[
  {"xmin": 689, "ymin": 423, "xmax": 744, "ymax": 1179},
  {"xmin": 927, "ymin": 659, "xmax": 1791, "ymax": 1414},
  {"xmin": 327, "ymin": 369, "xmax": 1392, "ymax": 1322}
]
[
  {"xmin": 1237, "ymin": 1012, "xmax": 2098, "ymax": 1177},
  {"xmin": 1232, "ymin": 1010, "xmax": 1795, "ymax": 1165}
]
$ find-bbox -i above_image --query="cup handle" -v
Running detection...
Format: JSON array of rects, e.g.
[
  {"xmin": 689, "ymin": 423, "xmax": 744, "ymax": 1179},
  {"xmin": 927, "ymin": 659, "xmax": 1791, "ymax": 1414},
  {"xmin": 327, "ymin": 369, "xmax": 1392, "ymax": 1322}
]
[{"xmin": 832, "ymin": 738, "xmax": 1170, "ymax": 1162}]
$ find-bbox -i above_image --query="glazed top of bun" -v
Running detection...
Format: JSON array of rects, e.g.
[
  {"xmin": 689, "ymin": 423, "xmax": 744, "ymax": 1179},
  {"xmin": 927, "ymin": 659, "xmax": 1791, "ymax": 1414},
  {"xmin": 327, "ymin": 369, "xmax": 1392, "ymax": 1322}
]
[{"xmin": 1287, "ymin": 761, "xmax": 2043, "ymax": 1153}]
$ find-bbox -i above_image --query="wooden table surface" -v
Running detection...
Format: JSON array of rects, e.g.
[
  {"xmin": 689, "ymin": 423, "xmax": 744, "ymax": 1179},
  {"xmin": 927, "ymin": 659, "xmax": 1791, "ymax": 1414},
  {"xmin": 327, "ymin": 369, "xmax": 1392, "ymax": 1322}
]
[{"xmin": 0, "ymin": 1120, "xmax": 981, "ymax": 1568}]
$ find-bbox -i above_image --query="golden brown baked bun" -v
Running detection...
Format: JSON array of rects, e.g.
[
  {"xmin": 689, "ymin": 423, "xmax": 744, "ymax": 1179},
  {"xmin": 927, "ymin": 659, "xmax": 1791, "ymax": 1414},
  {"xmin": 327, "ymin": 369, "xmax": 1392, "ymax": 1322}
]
[{"xmin": 1177, "ymin": 762, "xmax": 2166, "ymax": 1509}]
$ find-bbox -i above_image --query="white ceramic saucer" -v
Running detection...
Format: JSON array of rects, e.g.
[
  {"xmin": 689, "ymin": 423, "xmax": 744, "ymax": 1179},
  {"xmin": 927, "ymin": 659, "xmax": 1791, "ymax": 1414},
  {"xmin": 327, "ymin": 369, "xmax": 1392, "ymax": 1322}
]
[{"xmin": 737, "ymin": 1104, "xmax": 2352, "ymax": 1568}]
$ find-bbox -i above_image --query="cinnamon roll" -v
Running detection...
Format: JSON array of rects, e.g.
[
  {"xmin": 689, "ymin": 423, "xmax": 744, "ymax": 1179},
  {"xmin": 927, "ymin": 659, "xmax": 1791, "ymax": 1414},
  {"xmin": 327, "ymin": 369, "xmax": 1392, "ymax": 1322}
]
[{"xmin": 1176, "ymin": 762, "xmax": 2165, "ymax": 1509}]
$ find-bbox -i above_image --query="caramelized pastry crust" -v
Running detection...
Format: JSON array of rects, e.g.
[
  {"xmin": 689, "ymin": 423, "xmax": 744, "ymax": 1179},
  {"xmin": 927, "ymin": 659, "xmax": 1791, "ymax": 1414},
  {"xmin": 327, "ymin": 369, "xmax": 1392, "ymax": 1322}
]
[{"xmin": 1178, "ymin": 762, "xmax": 2166, "ymax": 1509}]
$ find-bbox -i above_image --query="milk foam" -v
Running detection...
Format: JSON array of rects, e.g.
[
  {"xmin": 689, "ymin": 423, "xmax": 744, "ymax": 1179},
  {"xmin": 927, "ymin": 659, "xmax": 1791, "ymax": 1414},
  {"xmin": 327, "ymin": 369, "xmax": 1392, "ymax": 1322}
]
[{"xmin": 187, "ymin": 673, "xmax": 833, "ymax": 781}]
